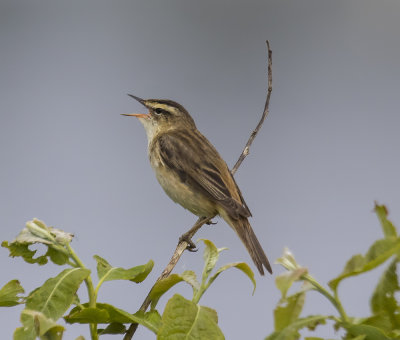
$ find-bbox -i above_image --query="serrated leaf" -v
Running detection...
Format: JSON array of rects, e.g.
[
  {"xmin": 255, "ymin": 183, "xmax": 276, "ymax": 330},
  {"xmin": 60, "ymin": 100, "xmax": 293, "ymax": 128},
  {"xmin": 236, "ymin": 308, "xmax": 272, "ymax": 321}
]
[
  {"xmin": 0, "ymin": 280, "xmax": 25, "ymax": 307},
  {"xmin": 374, "ymin": 204, "xmax": 397, "ymax": 239},
  {"xmin": 328, "ymin": 238, "xmax": 400, "ymax": 291},
  {"xmin": 200, "ymin": 239, "xmax": 220, "ymax": 284},
  {"xmin": 207, "ymin": 262, "xmax": 256, "ymax": 295},
  {"xmin": 274, "ymin": 292, "xmax": 305, "ymax": 331},
  {"xmin": 94, "ymin": 255, "xmax": 153, "ymax": 284},
  {"xmin": 370, "ymin": 258, "xmax": 400, "ymax": 331},
  {"xmin": 275, "ymin": 267, "xmax": 308, "ymax": 299},
  {"xmin": 26, "ymin": 268, "xmax": 90, "ymax": 320},
  {"xmin": 158, "ymin": 294, "xmax": 224, "ymax": 340},
  {"xmin": 265, "ymin": 315, "xmax": 327, "ymax": 340}
]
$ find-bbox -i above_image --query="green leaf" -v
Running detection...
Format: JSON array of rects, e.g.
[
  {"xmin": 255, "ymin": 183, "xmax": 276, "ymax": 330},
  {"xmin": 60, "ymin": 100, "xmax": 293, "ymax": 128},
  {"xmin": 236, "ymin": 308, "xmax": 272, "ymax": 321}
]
[
  {"xmin": 158, "ymin": 294, "xmax": 224, "ymax": 340},
  {"xmin": 98, "ymin": 322, "xmax": 126, "ymax": 335},
  {"xmin": 26, "ymin": 268, "xmax": 90, "ymax": 320},
  {"xmin": 45, "ymin": 246, "xmax": 69, "ymax": 266},
  {"xmin": 65, "ymin": 303, "xmax": 161, "ymax": 334},
  {"xmin": 361, "ymin": 314, "xmax": 392, "ymax": 334},
  {"xmin": 2, "ymin": 241, "xmax": 48, "ymax": 265},
  {"xmin": 265, "ymin": 315, "xmax": 327, "ymax": 340},
  {"xmin": 20, "ymin": 219, "xmax": 73, "ymax": 245},
  {"xmin": 93, "ymin": 255, "xmax": 153, "ymax": 284},
  {"xmin": 180, "ymin": 270, "xmax": 200, "ymax": 293},
  {"xmin": 350, "ymin": 336, "xmax": 367, "ymax": 340},
  {"xmin": 276, "ymin": 248, "xmax": 301, "ymax": 271},
  {"xmin": 274, "ymin": 292, "xmax": 305, "ymax": 331},
  {"xmin": 370, "ymin": 258, "xmax": 400, "ymax": 331},
  {"xmin": 20, "ymin": 219, "xmax": 56, "ymax": 244},
  {"xmin": 65, "ymin": 307, "xmax": 111, "ymax": 323},
  {"xmin": 66, "ymin": 303, "xmax": 131, "ymax": 324},
  {"xmin": 200, "ymin": 239, "xmax": 221, "ymax": 284},
  {"xmin": 2, "ymin": 219, "xmax": 72, "ymax": 266},
  {"xmin": 345, "ymin": 323, "xmax": 393, "ymax": 340},
  {"xmin": 14, "ymin": 309, "xmax": 65, "ymax": 340},
  {"xmin": 207, "ymin": 262, "xmax": 256, "ymax": 294},
  {"xmin": 0, "ymin": 280, "xmax": 25, "ymax": 307},
  {"xmin": 149, "ymin": 274, "xmax": 184, "ymax": 309},
  {"xmin": 135, "ymin": 310, "xmax": 162, "ymax": 334},
  {"xmin": 275, "ymin": 267, "xmax": 308, "ymax": 299},
  {"xmin": 374, "ymin": 204, "xmax": 397, "ymax": 239},
  {"xmin": 328, "ymin": 238, "xmax": 400, "ymax": 291}
]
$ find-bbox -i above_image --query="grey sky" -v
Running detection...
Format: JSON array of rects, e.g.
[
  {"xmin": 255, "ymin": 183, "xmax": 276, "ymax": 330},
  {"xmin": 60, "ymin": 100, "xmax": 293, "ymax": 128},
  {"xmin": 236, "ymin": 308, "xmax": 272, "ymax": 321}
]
[{"xmin": 1, "ymin": 1, "xmax": 400, "ymax": 339}]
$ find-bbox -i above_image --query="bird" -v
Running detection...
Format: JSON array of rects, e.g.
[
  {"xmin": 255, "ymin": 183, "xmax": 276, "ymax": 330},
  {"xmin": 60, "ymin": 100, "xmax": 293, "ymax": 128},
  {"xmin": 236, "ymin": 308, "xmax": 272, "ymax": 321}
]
[{"xmin": 122, "ymin": 94, "xmax": 272, "ymax": 275}]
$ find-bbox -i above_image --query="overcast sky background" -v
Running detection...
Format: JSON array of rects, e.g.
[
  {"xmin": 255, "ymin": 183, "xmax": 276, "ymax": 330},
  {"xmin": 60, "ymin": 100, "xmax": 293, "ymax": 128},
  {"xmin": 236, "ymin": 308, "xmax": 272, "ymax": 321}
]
[{"xmin": 1, "ymin": 1, "xmax": 400, "ymax": 339}]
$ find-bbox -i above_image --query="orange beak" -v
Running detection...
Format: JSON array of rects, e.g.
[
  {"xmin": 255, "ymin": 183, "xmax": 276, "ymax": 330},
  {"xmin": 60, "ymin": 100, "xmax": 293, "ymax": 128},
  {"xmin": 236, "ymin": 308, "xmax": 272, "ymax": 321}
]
[
  {"xmin": 121, "ymin": 113, "xmax": 149, "ymax": 119},
  {"xmin": 123, "ymin": 94, "xmax": 149, "ymax": 119}
]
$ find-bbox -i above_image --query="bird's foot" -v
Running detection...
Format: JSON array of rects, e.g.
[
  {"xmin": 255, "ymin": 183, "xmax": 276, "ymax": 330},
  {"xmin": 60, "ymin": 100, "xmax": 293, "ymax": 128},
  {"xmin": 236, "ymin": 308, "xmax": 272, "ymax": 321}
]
[{"xmin": 179, "ymin": 233, "xmax": 198, "ymax": 252}]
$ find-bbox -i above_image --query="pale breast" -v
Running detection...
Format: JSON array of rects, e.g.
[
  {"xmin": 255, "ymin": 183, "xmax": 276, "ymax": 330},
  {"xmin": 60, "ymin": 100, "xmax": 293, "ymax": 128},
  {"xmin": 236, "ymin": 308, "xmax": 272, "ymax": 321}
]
[{"xmin": 149, "ymin": 152, "xmax": 217, "ymax": 217}]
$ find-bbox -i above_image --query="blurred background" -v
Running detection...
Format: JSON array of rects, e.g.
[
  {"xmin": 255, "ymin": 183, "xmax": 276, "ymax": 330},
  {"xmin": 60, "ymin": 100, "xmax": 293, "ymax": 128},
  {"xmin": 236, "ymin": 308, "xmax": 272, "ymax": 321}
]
[{"xmin": 1, "ymin": 0, "xmax": 400, "ymax": 339}]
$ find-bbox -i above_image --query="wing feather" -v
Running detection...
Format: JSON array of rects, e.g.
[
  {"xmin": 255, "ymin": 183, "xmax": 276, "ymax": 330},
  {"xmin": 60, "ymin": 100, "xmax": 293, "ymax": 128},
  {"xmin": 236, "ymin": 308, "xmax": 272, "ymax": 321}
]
[{"xmin": 156, "ymin": 130, "xmax": 251, "ymax": 219}]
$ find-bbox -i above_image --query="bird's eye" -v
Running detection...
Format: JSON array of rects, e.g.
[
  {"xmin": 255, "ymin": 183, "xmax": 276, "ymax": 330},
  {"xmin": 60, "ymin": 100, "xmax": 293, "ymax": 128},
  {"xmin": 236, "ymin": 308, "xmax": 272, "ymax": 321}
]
[{"xmin": 154, "ymin": 108, "xmax": 165, "ymax": 115}]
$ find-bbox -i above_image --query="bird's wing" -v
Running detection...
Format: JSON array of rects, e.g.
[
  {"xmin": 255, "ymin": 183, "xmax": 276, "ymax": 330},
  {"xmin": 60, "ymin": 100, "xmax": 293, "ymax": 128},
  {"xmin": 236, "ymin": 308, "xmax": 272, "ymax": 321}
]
[{"xmin": 156, "ymin": 130, "xmax": 251, "ymax": 219}]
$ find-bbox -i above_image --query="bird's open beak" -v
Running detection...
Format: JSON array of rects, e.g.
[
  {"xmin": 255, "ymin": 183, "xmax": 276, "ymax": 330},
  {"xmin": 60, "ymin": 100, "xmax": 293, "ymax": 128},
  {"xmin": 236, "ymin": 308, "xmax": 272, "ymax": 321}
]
[
  {"xmin": 127, "ymin": 94, "xmax": 146, "ymax": 105},
  {"xmin": 121, "ymin": 113, "xmax": 149, "ymax": 118},
  {"xmin": 122, "ymin": 94, "xmax": 150, "ymax": 118}
]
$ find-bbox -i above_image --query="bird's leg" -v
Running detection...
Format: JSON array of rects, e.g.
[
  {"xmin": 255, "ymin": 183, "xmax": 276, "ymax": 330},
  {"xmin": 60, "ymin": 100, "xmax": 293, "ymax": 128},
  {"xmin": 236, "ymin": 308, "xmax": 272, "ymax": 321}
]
[
  {"xmin": 179, "ymin": 233, "xmax": 197, "ymax": 252},
  {"xmin": 179, "ymin": 215, "xmax": 215, "ymax": 252}
]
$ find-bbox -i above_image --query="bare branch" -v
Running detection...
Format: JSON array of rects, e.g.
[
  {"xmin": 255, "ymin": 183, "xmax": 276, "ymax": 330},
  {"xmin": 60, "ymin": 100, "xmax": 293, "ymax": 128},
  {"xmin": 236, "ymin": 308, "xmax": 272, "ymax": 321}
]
[
  {"xmin": 124, "ymin": 41, "xmax": 272, "ymax": 340},
  {"xmin": 231, "ymin": 40, "xmax": 272, "ymax": 175}
]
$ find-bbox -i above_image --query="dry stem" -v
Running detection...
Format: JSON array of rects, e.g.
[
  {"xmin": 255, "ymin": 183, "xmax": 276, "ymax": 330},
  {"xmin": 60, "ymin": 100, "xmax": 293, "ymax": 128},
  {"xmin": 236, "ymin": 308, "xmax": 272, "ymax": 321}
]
[{"xmin": 231, "ymin": 40, "xmax": 272, "ymax": 175}]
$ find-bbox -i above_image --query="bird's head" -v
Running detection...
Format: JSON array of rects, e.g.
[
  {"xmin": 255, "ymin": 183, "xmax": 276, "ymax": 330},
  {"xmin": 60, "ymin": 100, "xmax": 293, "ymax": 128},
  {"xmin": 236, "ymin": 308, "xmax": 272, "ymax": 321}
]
[{"xmin": 122, "ymin": 95, "xmax": 196, "ymax": 141}]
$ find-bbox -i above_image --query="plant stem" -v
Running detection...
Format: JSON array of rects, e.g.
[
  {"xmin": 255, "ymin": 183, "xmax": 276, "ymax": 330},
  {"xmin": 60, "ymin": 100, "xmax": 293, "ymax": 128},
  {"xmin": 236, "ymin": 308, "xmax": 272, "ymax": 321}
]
[
  {"xmin": 192, "ymin": 287, "xmax": 204, "ymax": 305},
  {"xmin": 303, "ymin": 274, "xmax": 349, "ymax": 323},
  {"xmin": 66, "ymin": 243, "xmax": 98, "ymax": 340}
]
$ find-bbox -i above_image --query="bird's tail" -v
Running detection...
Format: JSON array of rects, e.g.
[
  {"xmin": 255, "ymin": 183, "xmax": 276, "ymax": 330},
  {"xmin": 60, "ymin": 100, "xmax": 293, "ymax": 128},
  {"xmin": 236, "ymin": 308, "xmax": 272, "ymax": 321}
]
[{"xmin": 225, "ymin": 216, "xmax": 272, "ymax": 275}]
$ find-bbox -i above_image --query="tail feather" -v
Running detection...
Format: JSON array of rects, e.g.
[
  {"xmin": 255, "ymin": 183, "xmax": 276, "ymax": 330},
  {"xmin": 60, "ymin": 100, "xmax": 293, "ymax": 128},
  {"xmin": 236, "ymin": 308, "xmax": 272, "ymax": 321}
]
[{"xmin": 229, "ymin": 217, "xmax": 272, "ymax": 275}]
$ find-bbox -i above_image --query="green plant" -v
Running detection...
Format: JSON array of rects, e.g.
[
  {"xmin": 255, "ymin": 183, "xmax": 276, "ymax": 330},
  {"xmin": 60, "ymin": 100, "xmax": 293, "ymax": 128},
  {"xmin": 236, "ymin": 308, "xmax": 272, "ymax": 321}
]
[
  {"xmin": 1, "ymin": 220, "xmax": 254, "ymax": 339},
  {"xmin": 266, "ymin": 203, "xmax": 400, "ymax": 340}
]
